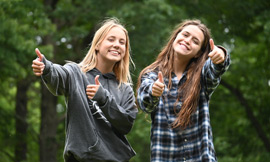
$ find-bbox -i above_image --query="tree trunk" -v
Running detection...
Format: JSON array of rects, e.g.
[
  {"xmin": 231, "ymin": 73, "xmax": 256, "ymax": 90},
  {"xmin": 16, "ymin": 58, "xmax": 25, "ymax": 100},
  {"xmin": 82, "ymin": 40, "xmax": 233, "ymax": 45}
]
[
  {"xmin": 15, "ymin": 79, "xmax": 30, "ymax": 162},
  {"xmin": 221, "ymin": 80, "xmax": 270, "ymax": 152},
  {"xmin": 39, "ymin": 1, "xmax": 60, "ymax": 160},
  {"xmin": 39, "ymin": 83, "xmax": 58, "ymax": 162}
]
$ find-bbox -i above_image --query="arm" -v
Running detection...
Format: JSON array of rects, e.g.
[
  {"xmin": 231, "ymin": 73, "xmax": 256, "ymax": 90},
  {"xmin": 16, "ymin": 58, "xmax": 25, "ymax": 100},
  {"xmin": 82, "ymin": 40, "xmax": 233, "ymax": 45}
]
[
  {"xmin": 32, "ymin": 48, "xmax": 71, "ymax": 96},
  {"xmin": 92, "ymin": 84, "xmax": 138, "ymax": 135},
  {"xmin": 41, "ymin": 58, "xmax": 71, "ymax": 96},
  {"xmin": 137, "ymin": 71, "xmax": 160, "ymax": 113},
  {"xmin": 202, "ymin": 47, "xmax": 231, "ymax": 99}
]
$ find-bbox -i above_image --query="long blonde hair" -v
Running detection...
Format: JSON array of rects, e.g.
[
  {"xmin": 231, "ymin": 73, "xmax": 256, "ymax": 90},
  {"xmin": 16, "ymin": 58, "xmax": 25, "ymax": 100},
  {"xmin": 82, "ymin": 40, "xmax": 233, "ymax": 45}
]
[
  {"xmin": 79, "ymin": 18, "xmax": 134, "ymax": 85},
  {"xmin": 137, "ymin": 20, "xmax": 211, "ymax": 128}
]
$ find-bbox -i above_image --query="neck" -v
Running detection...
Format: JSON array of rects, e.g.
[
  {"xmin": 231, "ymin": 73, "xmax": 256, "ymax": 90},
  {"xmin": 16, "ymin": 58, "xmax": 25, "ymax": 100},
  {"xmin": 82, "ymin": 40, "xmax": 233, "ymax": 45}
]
[
  {"xmin": 95, "ymin": 61, "xmax": 115, "ymax": 74},
  {"xmin": 173, "ymin": 55, "xmax": 190, "ymax": 80}
]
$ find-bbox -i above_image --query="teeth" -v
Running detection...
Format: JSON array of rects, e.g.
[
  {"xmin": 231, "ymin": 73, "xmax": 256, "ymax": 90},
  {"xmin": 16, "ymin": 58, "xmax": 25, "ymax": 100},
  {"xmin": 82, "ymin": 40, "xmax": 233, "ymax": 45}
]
[
  {"xmin": 111, "ymin": 51, "xmax": 119, "ymax": 54},
  {"xmin": 180, "ymin": 44, "xmax": 188, "ymax": 50}
]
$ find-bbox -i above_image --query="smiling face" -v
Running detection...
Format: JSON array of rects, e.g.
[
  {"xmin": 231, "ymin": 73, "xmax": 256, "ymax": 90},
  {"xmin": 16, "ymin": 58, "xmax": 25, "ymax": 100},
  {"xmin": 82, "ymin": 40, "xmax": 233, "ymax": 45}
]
[
  {"xmin": 173, "ymin": 25, "xmax": 204, "ymax": 60},
  {"xmin": 96, "ymin": 26, "xmax": 127, "ymax": 65}
]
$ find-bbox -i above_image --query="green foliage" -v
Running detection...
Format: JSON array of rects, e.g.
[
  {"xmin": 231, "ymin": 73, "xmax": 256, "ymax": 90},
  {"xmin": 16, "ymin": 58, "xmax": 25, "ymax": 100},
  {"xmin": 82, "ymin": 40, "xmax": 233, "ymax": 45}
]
[
  {"xmin": 0, "ymin": 0, "xmax": 54, "ymax": 80},
  {"xmin": 0, "ymin": 79, "xmax": 16, "ymax": 161},
  {"xmin": 127, "ymin": 112, "xmax": 151, "ymax": 162}
]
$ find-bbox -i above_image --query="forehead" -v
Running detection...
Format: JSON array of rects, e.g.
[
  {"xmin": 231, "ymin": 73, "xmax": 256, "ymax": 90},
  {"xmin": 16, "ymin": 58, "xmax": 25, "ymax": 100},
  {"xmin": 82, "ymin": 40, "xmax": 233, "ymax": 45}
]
[
  {"xmin": 181, "ymin": 25, "xmax": 204, "ymax": 41},
  {"xmin": 106, "ymin": 27, "xmax": 126, "ymax": 40}
]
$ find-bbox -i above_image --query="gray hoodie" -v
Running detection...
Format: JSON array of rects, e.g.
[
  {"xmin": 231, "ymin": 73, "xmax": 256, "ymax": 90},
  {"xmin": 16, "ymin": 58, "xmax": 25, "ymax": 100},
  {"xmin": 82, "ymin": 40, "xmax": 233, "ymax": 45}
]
[{"xmin": 41, "ymin": 57, "xmax": 137, "ymax": 162}]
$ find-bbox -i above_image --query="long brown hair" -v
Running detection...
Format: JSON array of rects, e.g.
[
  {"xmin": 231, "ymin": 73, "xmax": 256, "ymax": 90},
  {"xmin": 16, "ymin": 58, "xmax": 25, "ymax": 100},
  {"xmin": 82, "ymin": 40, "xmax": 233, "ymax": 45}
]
[{"xmin": 137, "ymin": 20, "xmax": 211, "ymax": 129}]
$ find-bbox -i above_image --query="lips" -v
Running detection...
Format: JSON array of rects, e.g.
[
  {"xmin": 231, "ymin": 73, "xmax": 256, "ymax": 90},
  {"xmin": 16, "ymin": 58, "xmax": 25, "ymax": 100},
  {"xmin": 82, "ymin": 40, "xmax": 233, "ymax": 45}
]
[
  {"xmin": 109, "ymin": 50, "xmax": 120, "ymax": 55},
  {"xmin": 179, "ymin": 43, "xmax": 190, "ymax": 50}
]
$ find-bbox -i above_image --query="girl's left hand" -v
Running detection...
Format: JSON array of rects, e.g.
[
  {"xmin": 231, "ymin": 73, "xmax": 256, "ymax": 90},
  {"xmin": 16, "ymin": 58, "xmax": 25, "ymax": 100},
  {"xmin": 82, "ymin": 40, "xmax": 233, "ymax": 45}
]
[
  {"xmin": 86, "ymin": 75, "xmax": 100, "ymax": 99},
  {"xmin": 208, "ymin": 39, "xmax": 225, "ymax": 64}
]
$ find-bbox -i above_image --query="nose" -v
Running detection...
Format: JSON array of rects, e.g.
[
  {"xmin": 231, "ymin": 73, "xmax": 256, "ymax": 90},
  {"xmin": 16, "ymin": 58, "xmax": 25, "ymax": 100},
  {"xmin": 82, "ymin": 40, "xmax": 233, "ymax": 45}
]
[
  {"xmin": 113, "ymin": 41, "xmax": 120, "ymax": 48},
  {"xmin": 184, "ymin": 37, "xmax": 192, "ymax": 45}
]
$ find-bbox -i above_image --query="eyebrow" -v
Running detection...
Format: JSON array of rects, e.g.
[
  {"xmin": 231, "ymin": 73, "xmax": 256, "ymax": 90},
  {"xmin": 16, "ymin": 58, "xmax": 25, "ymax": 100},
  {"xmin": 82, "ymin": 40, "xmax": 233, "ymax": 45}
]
[
  {"xmin": 107, "ymin": 35, "xmax": 126, "ymax": 41},
  {"xmin": 183, "ymin": 31, "xmax": 201, "ymax": 43}
]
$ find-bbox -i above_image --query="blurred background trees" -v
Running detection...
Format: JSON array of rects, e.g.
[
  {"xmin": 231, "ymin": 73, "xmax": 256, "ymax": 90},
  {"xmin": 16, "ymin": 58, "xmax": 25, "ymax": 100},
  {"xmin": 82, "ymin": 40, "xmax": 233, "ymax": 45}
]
[{"xmin": 0, "ymin": 0, "xmax": 269, "ymax": 161}]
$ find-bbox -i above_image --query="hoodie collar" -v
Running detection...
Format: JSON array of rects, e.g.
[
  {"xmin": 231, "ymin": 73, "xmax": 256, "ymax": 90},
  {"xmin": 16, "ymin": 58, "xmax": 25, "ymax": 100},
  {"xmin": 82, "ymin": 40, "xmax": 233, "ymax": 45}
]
[{"xmin": 89, "ymin": 68, "xmax": 116, "ymax": 79}]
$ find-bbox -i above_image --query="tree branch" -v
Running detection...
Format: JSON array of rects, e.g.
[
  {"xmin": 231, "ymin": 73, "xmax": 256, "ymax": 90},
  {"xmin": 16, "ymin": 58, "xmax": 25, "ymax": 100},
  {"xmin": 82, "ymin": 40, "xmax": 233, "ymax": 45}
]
[{"xmin": 220, "ymin": 80, "xmax": 270, "ymax": 152}]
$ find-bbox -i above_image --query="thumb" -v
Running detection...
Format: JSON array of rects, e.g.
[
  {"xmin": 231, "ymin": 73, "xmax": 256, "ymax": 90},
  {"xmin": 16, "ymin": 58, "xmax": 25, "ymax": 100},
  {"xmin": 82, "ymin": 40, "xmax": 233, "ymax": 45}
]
[
  {"xmin": 95, "ymin": 75, "xmax": 100, "ymax": 85},
  {"xmin": 35, "ymin": 48, "xmax": 43, "ymax": 61},
  {"xmin": 158, "ymin": 71, "xmax": 164, "ymax": 83},
  {"xmin": 209, "ymin": 39, "xmax": 215, "ymax": 51}
]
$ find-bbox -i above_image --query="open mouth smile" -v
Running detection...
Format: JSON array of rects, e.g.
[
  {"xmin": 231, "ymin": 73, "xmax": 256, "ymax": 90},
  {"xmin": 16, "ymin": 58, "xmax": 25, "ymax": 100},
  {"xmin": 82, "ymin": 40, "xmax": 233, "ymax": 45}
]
[
  {"xmin": 179, "ymin": 43, "xmax": 190, "ymax": 50},
  {"xmin": 109, "ymin": 50, "xmax": 120, "ymax": 55}
]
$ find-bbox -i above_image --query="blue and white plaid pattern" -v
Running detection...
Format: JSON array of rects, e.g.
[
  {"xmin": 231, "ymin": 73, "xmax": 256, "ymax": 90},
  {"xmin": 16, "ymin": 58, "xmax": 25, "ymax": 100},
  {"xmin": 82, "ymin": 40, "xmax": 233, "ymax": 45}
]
[{"xmin": 137, "ymin": 56, "xmax": 230, "ymax": 162}]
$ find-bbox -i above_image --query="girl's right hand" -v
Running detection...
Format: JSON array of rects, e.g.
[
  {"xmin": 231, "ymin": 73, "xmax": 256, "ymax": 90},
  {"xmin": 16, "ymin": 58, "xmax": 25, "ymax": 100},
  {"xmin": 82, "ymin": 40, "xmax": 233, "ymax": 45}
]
[
  {"xmin": 86, "ymin": 75, "xmax": 100, "ymax": 99},
  {"xmin": 32, "ymin": 48, "xmax": 45, "ymax": 76},
  {"xmin": 152, "ymin": 71, "xmax": 165, "ymax": 97}
]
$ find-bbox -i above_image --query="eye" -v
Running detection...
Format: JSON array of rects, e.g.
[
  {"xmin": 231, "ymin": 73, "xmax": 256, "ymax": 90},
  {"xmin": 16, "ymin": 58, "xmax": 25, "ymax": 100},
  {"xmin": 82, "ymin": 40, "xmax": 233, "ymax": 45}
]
[
  {"xmin": 181, "ymin": 32, "xmax": 189, "ymax": 37},
  {"xmin": 182, "ymin": 33, "xmax": 188, "ymax": 37},
  {"xmin": 193, "ymin": 39, "xmax": 199, "ymax": 45},
  {"xmin": 107, "ymin": 36, "xmax": 116, "ymax": 42},
  {"xmin": 120, "ymin": 40, "xmax": 126, "ymax": 45},
  {"xmin": 108, "ymin": 38, "xmax": 114, "ymax": 42}
]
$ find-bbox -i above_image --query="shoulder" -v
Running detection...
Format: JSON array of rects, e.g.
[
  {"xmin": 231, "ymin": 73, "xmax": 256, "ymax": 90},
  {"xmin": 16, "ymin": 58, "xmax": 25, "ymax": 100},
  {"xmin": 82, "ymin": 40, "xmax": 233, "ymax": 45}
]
[
  {"xmin": 142, "ymin": 70, "xmax": 158, "ymax": 80},
  {"xmin": 64, "ymin": 62, "xmax": 80, "ymax": 70},
  {"xmin": 63, "ymin": 62, "xmax": 83, "ymax": 74},
  {"xmin": 63, "ymin": 63, "xmax": 87, "ymax": 81}
]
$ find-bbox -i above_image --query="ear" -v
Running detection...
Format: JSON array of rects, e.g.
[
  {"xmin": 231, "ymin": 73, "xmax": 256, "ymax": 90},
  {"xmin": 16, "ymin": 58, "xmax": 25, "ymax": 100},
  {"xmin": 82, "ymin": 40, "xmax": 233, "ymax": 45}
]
[{"xmin": 95, "ymin": 44, "xmax": 99, "ymax": 51}]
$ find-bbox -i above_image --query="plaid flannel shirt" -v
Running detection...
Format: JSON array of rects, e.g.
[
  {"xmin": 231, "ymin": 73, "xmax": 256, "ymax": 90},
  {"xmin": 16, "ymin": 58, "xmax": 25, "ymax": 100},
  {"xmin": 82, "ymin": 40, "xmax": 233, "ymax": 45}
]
[{"xmin": 137, "ymin": 54, "xmax": 230, "ymax": 162}]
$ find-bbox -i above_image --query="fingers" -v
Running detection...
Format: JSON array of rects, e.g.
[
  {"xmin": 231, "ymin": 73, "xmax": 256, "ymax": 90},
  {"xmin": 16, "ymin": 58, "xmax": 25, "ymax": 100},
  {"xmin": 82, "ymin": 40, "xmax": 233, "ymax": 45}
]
[
  {"xmin": 158, "ymin": 71, "xmax": 164, "ymax": 83},
  {"xmin": 209, "ymin": 39, "xmax": 214, "ymax": 51},
  {"xmin": 212, "ymin": 56, "xmax": 225, "ymax": 64},
  {"xmin": 208, "ymin": 48, "xmax": 225, "ymax": 64},
  {"xmin": 86, "ymin": 76, "xmax": 101, "ymax": 99},
  {"xmin": 153, "ymin": 80, "xmax": 165, "ymax": 90},
  {"xmin": 32, "ymin": 48, "xmax": 45, "ymax": 76},
  {"xmin": 210, "ymin": 53, "xmax": 222, "ymax": 63},
  {"xmin": 152, "ymin": 71, "xmax": 165, "ymax": 97},
  {"xmin": 208, "ymin": 39, "xmax": 225, "ymax": 64},
  {"xmin": 208, "ymin": 40, "xmax": 215, "ymax": 58},
  {"xmin": 152, "ymin": 85, "xmax": 164, "ymax": 97},
  {"xmin": 86, "ymin": 85, "xmax": 99, "ymax": 99},
  {"xmin": 35, "ymin": 48, "xmax": 43, "ymax": 61},
  {"xmin": 95, "ymin": 75, "xmax": 100, "ymax": 85},
  {"xmin": 32, "ymin": 59, "xmax": 45, "ymax": 76}
]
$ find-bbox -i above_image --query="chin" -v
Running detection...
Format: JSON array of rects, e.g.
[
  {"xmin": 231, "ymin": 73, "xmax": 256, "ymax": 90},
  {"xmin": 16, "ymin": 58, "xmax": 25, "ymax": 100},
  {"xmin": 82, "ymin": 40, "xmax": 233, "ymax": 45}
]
[{"xmin": 109, "ymin": 58, "xmax": 121, "ymax": 62}]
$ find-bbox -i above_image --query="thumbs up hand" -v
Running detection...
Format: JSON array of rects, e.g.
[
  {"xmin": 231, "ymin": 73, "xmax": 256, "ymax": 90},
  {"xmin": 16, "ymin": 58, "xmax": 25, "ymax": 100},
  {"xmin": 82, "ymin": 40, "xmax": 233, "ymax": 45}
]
[
  {"xmin": 208, "ymin": 39, "xmax": 225, "ymax": 64},
  {"xmin": 35, "ymin": 48, "xmax": 43, "ymax": 61},
  {"xmin": 152, "ymin": 71, "xmax": 165, "ymax": 97},
  {"xmin": 86, "ymin": 75, "xmax": 101, "ymax": 99},
  {"xmin": 32, "ymin": 48, "xmax": 45, "ymax": 76}
]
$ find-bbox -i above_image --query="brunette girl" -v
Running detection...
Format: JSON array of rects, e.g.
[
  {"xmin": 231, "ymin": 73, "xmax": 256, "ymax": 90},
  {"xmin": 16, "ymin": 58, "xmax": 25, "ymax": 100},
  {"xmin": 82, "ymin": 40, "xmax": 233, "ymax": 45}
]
[{"xmin": 137, "ymin": 19, "xmax": 230, "ymax": 162}]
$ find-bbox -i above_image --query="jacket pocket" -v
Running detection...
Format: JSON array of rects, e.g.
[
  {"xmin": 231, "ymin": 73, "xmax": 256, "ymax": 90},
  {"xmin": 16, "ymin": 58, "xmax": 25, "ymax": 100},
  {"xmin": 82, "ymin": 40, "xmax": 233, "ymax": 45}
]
[
  {"xmin": 85, "ymin": 128, "xmax": 134, "ymax": 162},
  {"xmin": 87, "ymin": 129, "xmax": 100, "ymax": 152}
]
